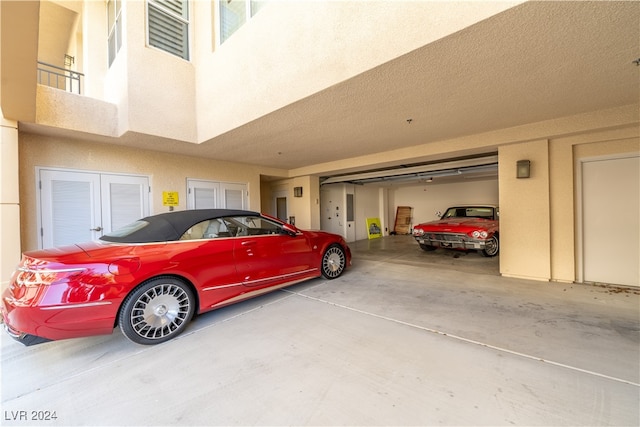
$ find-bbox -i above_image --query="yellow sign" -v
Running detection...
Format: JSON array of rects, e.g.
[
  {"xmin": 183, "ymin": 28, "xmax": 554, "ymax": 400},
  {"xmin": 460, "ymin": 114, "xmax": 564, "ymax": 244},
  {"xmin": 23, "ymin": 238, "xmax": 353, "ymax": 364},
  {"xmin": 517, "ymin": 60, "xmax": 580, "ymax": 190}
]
[
  {"xmin": 163, "ymin": 191, "xmax": 179, "ymax": 206},
  {"xmin": 366, "ymin": 217, "xmax": 382, "ymax": 239}
]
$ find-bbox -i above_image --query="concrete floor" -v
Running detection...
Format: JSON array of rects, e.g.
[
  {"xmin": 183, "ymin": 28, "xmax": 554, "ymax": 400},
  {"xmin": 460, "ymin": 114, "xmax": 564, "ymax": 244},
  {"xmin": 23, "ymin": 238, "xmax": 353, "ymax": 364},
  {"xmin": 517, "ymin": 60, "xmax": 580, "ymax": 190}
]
[{"xmin": 1, "ymin": 235, "xmax": 639, "ymax": 426}]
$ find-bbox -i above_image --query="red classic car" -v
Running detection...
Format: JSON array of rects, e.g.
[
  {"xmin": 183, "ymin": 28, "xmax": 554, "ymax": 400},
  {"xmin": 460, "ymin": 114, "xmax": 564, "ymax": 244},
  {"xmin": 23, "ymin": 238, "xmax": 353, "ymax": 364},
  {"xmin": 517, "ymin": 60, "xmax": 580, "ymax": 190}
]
[
  {"xmin": 412, "ymin": 206, "xmax": 499, "ymax": 257},
  {"xmin": 1, "ymin": 209, "xmax": 351, "ymax": 346}
]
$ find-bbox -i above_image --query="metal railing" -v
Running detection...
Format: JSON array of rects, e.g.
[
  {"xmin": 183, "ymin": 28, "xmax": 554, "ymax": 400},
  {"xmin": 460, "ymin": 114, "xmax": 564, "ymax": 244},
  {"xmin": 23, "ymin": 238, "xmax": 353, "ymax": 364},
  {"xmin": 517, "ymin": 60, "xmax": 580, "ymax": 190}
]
[{"xmin": 37, "ymin": 61, "xmax": 84, "ymax": 95}]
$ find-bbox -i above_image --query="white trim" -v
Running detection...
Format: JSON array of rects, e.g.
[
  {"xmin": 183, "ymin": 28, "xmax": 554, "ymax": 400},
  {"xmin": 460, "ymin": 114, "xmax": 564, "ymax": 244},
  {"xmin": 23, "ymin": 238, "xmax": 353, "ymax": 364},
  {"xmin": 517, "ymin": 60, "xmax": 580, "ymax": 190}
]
[
  {"xmin": 36, "ymin": 167, "xmax": 152, "ymax": 249},
  {"xmin": 186, "ymin": 178, "xmax": 248, "ymax": 210}
]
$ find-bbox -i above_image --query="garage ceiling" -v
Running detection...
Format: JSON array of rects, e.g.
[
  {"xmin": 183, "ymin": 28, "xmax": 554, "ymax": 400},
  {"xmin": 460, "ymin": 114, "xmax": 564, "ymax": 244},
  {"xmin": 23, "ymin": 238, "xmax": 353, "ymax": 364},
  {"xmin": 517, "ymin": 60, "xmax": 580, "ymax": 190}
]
[
  {"xmin": 17, "ymin": 1, "xmax": 640, "ymax": 178},
  {"xmin": 192, "ymin": 0, "xmax": 639, "ymax": 172}
]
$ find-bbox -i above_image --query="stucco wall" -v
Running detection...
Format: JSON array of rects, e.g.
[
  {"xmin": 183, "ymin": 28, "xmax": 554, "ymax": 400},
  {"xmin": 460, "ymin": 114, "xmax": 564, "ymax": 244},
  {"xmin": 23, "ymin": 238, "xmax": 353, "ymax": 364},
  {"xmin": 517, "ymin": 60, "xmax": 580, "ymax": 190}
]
[
  {"xmin": 194, "ymin": 0, "xmax": 521, "ymax": 140},
  {"xmin": 391, "ymin": 179, "xmax": 500, "ymax": 229},
  {"xmin": 499, "ymin": 140, "xmax": 551, "ymax": 281},
  {"xmin": 124, "ymin": 2, "xmax": 197, "ymax": 142},
  {"xmin": 1, "ymin": 117, "xmax": 20, "ymax": 287},
  {"xmin": 18, "ymin": 134, "xmax": 268, "ymax": 252}
]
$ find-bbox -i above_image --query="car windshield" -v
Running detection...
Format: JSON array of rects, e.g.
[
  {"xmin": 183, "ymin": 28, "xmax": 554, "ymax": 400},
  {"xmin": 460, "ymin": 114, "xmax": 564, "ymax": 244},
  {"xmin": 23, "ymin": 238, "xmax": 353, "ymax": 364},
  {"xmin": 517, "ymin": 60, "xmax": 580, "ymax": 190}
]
[{"xmin": 442, "ymin": 207, "xmax": 495, "ymax": 219}]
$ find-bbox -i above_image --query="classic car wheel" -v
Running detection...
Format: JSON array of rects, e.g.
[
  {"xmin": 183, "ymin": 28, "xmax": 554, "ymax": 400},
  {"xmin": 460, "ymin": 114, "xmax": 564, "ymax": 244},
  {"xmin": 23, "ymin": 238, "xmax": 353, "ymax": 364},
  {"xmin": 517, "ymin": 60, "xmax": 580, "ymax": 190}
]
[
  {"xmin": 481, "ymin": 235, "xmax": 499, "ymax": 257},
  {"xmin": 321, "ymin": 245, "xmax": 346, "ymax": 279},
  {"xmin": 419, "ymin": 243, "xmax": 437, "ymax": 251},
  {"xmin": 119, "ymin": 277, "xmax": 195, "ymax": 345}
]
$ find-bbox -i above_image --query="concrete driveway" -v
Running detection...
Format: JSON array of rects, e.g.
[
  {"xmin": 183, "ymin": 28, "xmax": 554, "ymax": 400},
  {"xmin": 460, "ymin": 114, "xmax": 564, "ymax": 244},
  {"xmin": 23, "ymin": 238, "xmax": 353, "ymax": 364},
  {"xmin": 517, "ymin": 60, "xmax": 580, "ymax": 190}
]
[{"xmin": 1, "ymin": 236, "xmax": 638, "ymax": 426}]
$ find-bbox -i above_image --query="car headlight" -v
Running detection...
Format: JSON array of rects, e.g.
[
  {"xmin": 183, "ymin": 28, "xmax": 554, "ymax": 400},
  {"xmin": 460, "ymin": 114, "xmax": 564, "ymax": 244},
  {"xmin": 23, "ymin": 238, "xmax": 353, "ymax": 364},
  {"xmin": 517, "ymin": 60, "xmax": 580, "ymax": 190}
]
[
  {"xmin": 471, "ymin": 230, "xmax": 488, "ymax": 239},
  {"xmin": 413, "ymin": 229, "xmax": 424, "ymax": 236}
]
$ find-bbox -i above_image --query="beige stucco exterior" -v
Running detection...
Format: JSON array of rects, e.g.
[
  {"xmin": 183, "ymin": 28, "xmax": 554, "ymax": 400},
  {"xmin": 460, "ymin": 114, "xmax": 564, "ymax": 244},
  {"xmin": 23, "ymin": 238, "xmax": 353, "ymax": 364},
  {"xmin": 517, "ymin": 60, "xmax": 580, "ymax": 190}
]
[{"xmin": 1, "ymin": 0, "xmax": 638, "ymax": 289}]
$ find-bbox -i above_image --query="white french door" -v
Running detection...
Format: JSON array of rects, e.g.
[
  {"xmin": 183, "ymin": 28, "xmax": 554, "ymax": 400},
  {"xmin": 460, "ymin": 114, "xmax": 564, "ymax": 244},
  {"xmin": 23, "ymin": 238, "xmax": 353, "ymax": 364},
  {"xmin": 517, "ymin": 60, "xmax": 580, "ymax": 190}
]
[
  {"xmin": 187, "ymin": 179, "xmax": 247, "ymax": 210},
  {"xmin": 38, "ymin": 169, "xmax": 150, "ymax": 249}
]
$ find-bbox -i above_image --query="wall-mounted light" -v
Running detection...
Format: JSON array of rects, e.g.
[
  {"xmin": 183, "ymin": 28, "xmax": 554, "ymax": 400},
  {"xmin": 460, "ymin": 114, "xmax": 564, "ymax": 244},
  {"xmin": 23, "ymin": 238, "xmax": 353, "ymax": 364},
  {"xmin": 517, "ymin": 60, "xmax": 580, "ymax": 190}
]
[
  {"xmin": 293, "ymin": 186, "xmax": 303, "ymax": 197},
  {"xmin": 516, "ymin": 160, "xmax": 531, "ymax": 179},
  {"xmin": 64, "ymin": 54, "xmax": 75, "ymax": 67}
]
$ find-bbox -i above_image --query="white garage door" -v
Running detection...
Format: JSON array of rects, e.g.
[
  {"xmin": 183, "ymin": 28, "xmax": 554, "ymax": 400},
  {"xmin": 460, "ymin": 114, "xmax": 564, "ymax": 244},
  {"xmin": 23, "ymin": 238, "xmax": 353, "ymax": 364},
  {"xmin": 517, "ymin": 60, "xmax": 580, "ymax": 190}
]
[{"xmin": 581, "ymin": 155, "xmax": 639, "ymax": 287}]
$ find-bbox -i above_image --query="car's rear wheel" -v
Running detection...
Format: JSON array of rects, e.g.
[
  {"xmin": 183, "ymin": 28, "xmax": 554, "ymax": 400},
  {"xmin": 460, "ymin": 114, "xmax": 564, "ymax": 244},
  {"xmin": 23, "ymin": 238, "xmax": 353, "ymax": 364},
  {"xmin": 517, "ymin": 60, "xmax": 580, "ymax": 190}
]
[
  {"xmin": 481, "ymin": 235, "xmax": 499, "ymax": 257},
  {"xmin": 419, "ymin": 243, "xmax": 437, "ymax": 251},
  {"xmin": 119, "ymin": 277, "xmax": 195, "ymax": 345},
  {"xmin": 321, "ymin": 245, "xmax": 346, "ymax": 279}
]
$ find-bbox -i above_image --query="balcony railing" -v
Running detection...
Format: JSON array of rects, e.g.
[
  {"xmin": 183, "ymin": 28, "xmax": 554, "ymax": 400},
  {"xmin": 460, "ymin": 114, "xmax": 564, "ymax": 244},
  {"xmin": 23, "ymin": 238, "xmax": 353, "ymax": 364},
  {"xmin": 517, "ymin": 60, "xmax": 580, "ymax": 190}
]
[{"xmin": 37, "ymin": 61, "xmax": 84, "ymax": 95}]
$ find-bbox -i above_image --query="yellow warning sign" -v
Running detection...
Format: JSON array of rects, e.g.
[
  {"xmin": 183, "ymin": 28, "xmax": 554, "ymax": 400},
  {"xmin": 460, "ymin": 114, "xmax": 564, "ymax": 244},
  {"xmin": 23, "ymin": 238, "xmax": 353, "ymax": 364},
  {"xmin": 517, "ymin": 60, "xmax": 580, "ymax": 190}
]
[{"xmin": 163, "ymin": 191, "xmax": 179, "ymax": 206}]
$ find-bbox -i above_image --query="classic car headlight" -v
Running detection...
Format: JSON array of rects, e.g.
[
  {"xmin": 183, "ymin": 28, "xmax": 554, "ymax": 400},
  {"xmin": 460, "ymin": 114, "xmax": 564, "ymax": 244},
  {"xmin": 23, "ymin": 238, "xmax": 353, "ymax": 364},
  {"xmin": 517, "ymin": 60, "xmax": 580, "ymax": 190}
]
[
  {"xmin": 471, "ymin": 230, "xmax": 488, "ymax": 239},
  {"xmin": 413, "ymin": 229, "xmax": 424, "ymax": 236}
]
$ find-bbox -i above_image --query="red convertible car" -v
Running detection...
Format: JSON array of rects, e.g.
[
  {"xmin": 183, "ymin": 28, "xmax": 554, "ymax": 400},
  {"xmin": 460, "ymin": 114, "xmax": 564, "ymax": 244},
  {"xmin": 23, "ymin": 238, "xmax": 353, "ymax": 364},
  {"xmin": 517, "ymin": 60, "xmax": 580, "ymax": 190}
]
[
  {"xmin": 1, "ymin": 209, "xmax": 351, "ymax": 346},
  {"xmin": 412, "ymin": 206, "xmax": 499, "ymax": 257}
]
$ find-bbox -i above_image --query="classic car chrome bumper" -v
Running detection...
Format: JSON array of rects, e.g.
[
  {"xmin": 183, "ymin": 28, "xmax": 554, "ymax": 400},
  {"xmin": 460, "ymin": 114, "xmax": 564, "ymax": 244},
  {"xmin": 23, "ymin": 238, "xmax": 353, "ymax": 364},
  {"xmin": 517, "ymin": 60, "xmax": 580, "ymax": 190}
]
[{"xmin": 414, "ymin": 233, "xmax": 487, "ymax": 250}]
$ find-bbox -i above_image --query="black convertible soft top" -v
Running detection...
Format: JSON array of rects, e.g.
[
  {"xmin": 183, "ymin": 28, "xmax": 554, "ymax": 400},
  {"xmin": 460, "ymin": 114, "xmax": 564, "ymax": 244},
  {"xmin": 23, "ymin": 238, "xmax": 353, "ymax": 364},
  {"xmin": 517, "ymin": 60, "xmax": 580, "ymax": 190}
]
[{"xmin": 99, "ymin": 209, "xmax": 261, "ymax": 243}]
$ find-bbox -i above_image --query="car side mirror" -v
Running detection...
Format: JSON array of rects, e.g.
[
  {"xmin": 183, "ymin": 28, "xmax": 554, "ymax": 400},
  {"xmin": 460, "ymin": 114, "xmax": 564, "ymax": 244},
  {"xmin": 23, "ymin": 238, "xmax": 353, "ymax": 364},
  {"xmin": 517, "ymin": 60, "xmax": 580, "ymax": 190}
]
[{"xmin": 282, "ymin": 223, "xmax": 299, "ymax": 236}]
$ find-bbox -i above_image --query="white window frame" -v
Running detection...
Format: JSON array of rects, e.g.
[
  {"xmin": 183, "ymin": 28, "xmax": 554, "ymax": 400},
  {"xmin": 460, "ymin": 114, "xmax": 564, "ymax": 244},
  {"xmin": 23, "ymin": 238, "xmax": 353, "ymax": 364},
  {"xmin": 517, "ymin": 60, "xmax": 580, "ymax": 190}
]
[
  {"xmin": 215, "ymin": 0, "xmax": 268, "ymax": 46},
  {"xmin": 146, "ymin": 0, "xmax": 190, "ymax": 60},
  {"xmin": 107, "ymin": 0, "xmax": 123, "ymax": 67}
]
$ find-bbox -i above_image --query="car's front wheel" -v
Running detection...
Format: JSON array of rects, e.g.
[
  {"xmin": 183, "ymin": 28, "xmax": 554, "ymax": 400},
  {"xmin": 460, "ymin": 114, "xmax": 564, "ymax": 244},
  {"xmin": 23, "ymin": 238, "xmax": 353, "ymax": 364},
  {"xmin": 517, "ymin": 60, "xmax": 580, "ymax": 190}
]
[
  {"xmin": 321, "ymin": 245, "xmax": 346, "ymax": 279},
  {"xmin": 119, "ymin": 277, "xmax": 195, "ymax": 345},
  {"xmin": 481, "ymin": 235, "xmax": 499, "ymax": 257}
]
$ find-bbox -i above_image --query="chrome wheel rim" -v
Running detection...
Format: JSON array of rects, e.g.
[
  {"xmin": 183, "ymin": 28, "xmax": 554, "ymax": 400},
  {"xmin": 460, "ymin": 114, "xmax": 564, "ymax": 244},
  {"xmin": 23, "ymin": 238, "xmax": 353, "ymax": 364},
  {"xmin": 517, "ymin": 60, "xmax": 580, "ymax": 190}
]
[
  {"xmin": 323, "ymin": 247, "xmax": 345, "ymax": 278},
  {"xmin": 485, "ymin": 236, "xmax": 499, "ymax": 256},
  {"xmin": 130, "ymin": 283, "xmax": 191, "ymax": 340}
]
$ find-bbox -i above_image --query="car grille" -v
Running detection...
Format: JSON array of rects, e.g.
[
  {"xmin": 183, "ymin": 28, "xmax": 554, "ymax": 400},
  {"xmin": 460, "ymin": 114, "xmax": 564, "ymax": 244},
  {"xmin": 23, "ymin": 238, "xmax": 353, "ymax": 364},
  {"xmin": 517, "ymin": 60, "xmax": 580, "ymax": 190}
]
[{"xmin": 426, "ymin": 233, "xmax": 466, "ymax": 243}]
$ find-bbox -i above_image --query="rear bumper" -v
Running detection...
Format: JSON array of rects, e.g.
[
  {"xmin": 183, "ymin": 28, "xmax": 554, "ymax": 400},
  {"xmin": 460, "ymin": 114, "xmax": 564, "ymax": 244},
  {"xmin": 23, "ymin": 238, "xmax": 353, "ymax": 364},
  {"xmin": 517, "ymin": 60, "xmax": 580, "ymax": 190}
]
[
  {"xmin": 1, "ymin": 290, "xmax": 117, "ymax": 345},
  {"xmin": 0, "ymin": 307, "xmax": 51, "ymax": 346}
]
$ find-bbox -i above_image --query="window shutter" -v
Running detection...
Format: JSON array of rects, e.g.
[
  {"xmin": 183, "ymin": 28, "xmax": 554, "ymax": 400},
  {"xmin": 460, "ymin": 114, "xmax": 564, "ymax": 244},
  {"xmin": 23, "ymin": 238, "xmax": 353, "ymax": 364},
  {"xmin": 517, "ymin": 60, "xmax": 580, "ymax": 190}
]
[
  {"xmin": 109, "ymin": 183, "xmax": 145, "ymax": 230},
  {"xmin": 224, "ymin": 189, "xmax": 244, "ymax": 210},
  {"xmin": 51, "ymin": 180, "xmax": 93, "ymax": 247},
  {"xmin": 148, "ymin": 0, "xmax": 189, "ymax": 60},
  {"xmin": 194, "ymin": 188, "xmax": 216, "ymax": 209}
]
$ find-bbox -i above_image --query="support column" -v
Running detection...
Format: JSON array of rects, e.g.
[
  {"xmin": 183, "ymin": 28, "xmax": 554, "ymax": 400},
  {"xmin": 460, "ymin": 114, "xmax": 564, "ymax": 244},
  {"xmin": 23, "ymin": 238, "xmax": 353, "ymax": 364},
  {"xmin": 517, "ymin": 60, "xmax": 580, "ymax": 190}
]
[
  {"xmin": 498, "ymin": 140, "xmax": 551, "ymax": 281},
  {"xmin": 1, "ymin": 115, "xmax": 21, "ymax": 289},
  {"xmin": 290, "ymin": 175, "xmax": 320, "ymax": 230}
]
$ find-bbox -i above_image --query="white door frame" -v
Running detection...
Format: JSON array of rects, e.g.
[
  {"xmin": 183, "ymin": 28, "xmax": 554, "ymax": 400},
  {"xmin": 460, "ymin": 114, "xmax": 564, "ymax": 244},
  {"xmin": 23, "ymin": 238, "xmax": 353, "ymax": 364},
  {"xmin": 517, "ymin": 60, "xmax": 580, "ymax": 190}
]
[
  {"xmin": 37, "ymin": 167, "xmax": 151, "ymax": 249},
  {"xmin": 575, "ymin": 153, "xmax": 639, "ymax": 286},
  {"xmin": 187, "ymin": 178, "xmax": 248, "ymax": 210}
]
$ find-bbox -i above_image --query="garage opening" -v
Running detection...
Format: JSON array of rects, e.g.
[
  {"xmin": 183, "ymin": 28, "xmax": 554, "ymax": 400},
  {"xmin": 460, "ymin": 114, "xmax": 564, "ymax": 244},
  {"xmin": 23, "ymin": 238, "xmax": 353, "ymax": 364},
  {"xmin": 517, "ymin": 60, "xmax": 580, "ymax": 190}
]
[{"xmin": 320, "ymin": 153, "xmax": 500, "ymax": 273}]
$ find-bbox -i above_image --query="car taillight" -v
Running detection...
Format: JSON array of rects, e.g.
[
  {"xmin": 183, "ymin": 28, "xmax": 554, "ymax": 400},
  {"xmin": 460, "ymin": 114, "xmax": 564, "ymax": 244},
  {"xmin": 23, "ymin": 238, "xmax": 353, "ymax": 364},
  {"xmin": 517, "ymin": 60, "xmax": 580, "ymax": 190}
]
[
  {"xmin": 8, "ymin": 266, "xmax": 87, "ymax": 307},
  {"xmin": 14, "ymin": 267, "xmax": 86, "ymax": 287}
]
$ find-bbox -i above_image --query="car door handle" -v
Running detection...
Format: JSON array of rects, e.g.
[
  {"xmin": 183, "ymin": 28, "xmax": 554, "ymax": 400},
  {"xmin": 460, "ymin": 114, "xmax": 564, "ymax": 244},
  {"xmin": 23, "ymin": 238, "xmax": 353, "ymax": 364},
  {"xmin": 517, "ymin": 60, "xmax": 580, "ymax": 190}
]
[{"xmin": 241, "ymin": 241, "xmax": 256, "ymax": 246}]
